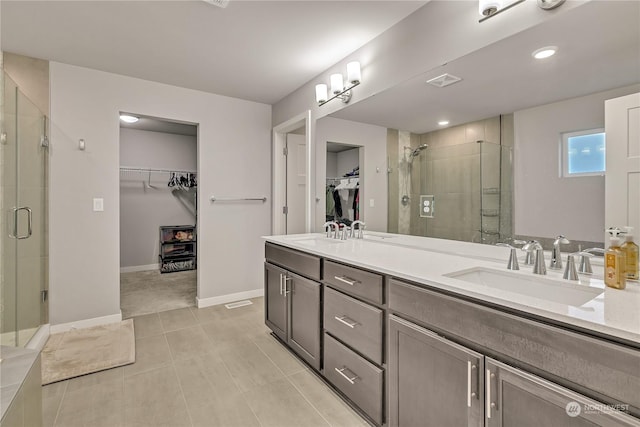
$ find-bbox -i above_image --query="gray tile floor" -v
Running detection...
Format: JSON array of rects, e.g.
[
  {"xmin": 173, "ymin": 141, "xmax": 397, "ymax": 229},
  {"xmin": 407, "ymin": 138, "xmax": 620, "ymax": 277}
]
[
  {"xmin": 42, "ymin": 297, "xmax": 369, "ymax": 427},
  {"xmin": 120, "ymin": 270, "xmax": 197, "ymax": 319}
]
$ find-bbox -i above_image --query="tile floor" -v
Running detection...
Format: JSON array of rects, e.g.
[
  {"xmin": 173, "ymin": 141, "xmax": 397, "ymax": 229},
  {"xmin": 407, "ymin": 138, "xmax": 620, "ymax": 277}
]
[
  {"xmin": 42, "ymin": 297, "xmax": 369, "ymax": 427},
  {"xmin": 120, "ymin": 270, "xmax": 197, "ymax": 319}
]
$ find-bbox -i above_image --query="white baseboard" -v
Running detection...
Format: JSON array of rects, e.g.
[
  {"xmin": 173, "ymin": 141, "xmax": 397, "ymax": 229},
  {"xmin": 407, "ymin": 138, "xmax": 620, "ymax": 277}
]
[
  {"xmin": 120, "ymin": 264, "xmax": 158, "ymax": 273},
  {"xmin": 196, "ymin": 288, "xmax": 263, "ymax": 308},
  {"xmin": 26, "ymin": 324, "xmax": 50, "ymax": 351},
  {"xmin": 50, "ymin": 311, "xmax": 123, "ymax": 334}
]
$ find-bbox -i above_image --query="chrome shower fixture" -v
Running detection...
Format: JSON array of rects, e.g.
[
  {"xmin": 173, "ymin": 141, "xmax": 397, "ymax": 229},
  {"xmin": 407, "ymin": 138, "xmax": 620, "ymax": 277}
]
[{"xmin": 404, "ymin": 144, "xmax": 428, "ymax": 158}]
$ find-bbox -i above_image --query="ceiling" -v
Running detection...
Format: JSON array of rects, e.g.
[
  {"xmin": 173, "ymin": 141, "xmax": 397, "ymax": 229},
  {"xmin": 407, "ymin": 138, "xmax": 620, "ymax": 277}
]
[
  {"xmin": 1, "ymin": 0, "xmax": 426, "ymax": 105},
  {"xmin": 330, "ymin": 0, "xmax": 640, "ymax": 134}
]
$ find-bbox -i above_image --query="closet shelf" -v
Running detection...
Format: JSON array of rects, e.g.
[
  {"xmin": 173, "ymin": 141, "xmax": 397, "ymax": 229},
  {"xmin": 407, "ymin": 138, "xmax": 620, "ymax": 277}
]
[{"xmin": 120, "ymin": 166, "xmax": 197, "ymax": 174}]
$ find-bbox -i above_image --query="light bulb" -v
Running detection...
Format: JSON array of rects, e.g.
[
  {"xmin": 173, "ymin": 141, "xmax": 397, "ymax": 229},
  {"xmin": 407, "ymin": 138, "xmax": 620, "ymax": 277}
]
[
  {"xmin": 532, "ymin": 46, "xmax": 558, "ymax": 59},
  {"xmin": 330, "ymin": 74, "xmax": 344, "ymax": 95},
  {"xmin": 315, "ymin": 84, "xmax": 328, "ymax": 104},
  {"xmin": 120, "ymin": 114, "xmax": 139, "ymax": 123},
  {"xmin": 347, "ymin": 62, "xmax": 361, "ymax": 85}
]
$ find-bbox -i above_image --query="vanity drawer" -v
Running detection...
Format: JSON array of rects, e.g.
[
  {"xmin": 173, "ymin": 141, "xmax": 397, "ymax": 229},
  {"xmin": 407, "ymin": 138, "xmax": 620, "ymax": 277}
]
[
  {"xmin": 324, "ymin": 260, "xmax": 383, "ymax": 305},
  {"xmin": 324, "ymin": 333, "xmax": 384, "ymax": 425},
  {"xmin": 265, "ymin": 242, "xmax": 320, "ymax": 281},
  {"xmin": 388, "ymin": 278, "xmax": 640, "ymax": 415},
  {"xmin": 324, "ymin": 286, "xmax": 383, "ymax": 365}
]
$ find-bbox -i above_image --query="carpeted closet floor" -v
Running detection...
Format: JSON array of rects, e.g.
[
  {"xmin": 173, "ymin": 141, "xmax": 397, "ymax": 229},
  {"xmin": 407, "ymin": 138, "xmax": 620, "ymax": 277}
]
[{"xmin": 120, "ymin": 269, "xmax": 196, "ymax": 319}]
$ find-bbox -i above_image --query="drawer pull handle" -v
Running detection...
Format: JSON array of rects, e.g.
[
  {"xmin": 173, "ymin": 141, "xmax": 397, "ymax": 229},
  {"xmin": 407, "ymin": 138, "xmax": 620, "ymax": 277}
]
[
  {"xmin": 334, "ymin": 316, "xmax": 359, "ymax": 328},
  {"xmin": 335, "ymin": 367, "xmax": 359, "ymax": 384},
  {"xmin": 334, "ymin": 275, "xmax": 359, "ymax": 286}
]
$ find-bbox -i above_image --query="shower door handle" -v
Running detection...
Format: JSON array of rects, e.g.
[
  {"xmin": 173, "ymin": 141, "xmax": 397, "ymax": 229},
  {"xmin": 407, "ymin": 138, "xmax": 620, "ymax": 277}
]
[{"xmin": 10, "ymin": 207, "xmax": 33, "ymax": 239}]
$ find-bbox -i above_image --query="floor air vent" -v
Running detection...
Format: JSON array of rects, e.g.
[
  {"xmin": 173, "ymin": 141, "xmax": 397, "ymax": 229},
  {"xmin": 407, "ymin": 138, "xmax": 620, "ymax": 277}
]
[
  {"xmin": 225, "ymin": 300, "xmax": 253, "ymax": 309},
  {"xmin": 426, "ymin": 73, "xmax": 463, "ymax": 88}
]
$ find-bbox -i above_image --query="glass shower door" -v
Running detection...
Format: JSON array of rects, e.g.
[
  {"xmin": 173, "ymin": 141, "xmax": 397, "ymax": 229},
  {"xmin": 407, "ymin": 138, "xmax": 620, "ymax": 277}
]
[{"xmin": 1, "ymin": 73, "xmax": 48, "ymax": 347}]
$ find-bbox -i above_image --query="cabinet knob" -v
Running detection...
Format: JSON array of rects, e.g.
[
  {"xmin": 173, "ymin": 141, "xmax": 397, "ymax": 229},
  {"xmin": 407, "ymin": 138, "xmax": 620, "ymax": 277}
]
[
  {"xmin": 471, "ymin": 392, "xmax": 477, "ymax": 398},
  {"xmin": 490, "ymin": 402, "xmax": 496, "ymax": 409}
]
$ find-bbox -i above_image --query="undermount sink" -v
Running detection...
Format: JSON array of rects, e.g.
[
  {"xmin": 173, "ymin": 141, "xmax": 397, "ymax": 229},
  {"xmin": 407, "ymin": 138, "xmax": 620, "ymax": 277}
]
[
  {"xmin": 444, "ymin": 267, "xmax": 603, "ymax": 306},
  {"xmin": 362, "ymin": 233, "xmax": 395, "ymax": 241},
  {"xmin": 290, "ymin": 237, "xmax": 345, "ymax": 246}
]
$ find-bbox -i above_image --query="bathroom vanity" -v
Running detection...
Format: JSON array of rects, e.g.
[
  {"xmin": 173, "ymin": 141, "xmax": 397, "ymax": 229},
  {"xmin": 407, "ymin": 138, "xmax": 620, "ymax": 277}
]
[{"xmin": 264, "ymin": 233, "xmax": 640, "ymax": 427}]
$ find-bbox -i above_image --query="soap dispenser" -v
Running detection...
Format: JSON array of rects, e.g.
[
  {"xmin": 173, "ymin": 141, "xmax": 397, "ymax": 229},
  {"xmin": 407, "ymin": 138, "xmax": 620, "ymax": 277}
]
[
  {"xmin": 621, "ymin": 226, "xmax": 639, "ymax": 280},
  {"xmin": 605, "ymin": 227, "xmax": 627, "ymax": 290}
]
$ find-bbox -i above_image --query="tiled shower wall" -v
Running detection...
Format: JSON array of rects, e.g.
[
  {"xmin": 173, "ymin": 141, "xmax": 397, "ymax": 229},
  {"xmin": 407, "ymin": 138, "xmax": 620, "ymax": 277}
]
[{"xmin": 388, "ymin": 115, "xmax": 513, "ymax": 244}]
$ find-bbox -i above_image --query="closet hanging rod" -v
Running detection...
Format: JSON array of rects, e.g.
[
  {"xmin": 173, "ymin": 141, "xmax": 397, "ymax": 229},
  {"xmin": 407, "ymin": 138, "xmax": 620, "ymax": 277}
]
[
  {"xmin": 119, "ymin": 166, "xmax": 197, "ymax": 174},
  {"xmin": 210, "ymin": 196, "xmax": 267, "ymax": 203}
]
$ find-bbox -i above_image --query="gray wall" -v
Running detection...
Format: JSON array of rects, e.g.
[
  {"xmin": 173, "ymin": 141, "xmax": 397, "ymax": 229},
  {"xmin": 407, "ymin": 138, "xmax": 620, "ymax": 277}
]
[
  {"xmin": 119, "ymin": 128, "xmax": 197, "ymax": 269},
  {"xmin": 514, "ymin": 84, "xmax": 640, "ymax": 243},
  {"xmin": 49, "ymin": 62, "xmax": 271, "ymax": 326}
]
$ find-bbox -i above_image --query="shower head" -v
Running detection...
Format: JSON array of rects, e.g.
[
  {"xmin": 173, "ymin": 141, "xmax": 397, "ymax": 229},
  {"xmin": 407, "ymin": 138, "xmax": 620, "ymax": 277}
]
[{"xmin": 410, "ymin": 144, "xmax": 428, "ymax": 157}]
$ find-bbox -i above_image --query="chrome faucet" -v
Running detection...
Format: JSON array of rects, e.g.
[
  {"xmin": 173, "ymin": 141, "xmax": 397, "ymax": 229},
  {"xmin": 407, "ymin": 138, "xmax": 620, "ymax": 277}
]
[
  {"xmin": 340, "ymin": 225, "xmax": 350, "ymax": 240},
  {"xmin": 323, "ymin": 221, "xmax": 339, "ymax": 238},
  {"xmin": 351, "ymin": 220, "xmax": 365, "ymax": 239},
  {"xmin": 522, "ymin": 240, "xmax": 539, "ymax": 265},
  {"xmin": 550, "ymin": 235, "xmax": 570, "ymax": 270},
  {"xmin": 496, "ymin": 243, "xmax": 520, "ymax": 270},
  {"xmin": 579, "ymin": 248, "xmax": 605, "ymax": 274},
  {"xmin": 522, "ymin": 241, "xmax": 546, "ymax": 275},
  {"xmin": 563, "ymin": 253, "xmax": 580, "ymax": 281}
]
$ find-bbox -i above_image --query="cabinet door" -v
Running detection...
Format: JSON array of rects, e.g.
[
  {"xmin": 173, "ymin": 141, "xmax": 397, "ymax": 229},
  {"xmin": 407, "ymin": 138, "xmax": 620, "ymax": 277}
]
[
  {"xmin": 389, "ymin": 315, "xmax": 484, "ymax": 427},
  {"xmin": 264, "ymin": 262, "xmax": 287, "ymax": 342},
  {"xmin": 486, "ymin": 358, "xmax": 640, "ymax": 427},
  {"xmin": 288, "ymin": 272, "xmax": 321, "ymax": 370}
]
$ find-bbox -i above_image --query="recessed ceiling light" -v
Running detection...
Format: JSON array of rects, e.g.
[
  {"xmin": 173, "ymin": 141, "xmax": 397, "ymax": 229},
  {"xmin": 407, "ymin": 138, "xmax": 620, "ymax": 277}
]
[
  {"xmin": 120, "ymin": 114, "xmax": 139, "ymax": 123},
  {"xmin": 532, "ymin": 46, "xmax": 558, "ymax": 59},
  {"xmin": 438, "ymin": 120, "xmax": 449, "ymax": 126}
]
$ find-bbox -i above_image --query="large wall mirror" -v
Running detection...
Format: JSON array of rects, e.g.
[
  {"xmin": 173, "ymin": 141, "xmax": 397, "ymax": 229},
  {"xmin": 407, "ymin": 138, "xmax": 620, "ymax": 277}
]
[{"xmin": 320, "ymin": 0, "xmax": 639, "ymax": 248}]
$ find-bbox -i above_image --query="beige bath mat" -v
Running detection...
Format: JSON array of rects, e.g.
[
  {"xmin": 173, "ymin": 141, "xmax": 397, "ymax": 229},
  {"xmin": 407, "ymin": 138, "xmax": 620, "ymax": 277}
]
[{"xmin": 41, "ymin": 319, "xmax": 135, "ymax": 385}]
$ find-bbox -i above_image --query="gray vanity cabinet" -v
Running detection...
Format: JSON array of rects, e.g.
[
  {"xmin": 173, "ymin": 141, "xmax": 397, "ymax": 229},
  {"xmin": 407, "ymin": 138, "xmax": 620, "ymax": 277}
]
[
  {"xmin": 388, "ymin": 315, "xmax": 484, "ymax": 427},
  {"xmin": 264, "ymin": 243, "xmax": 322, "ymax": 370},
  {"xmin": 265, "ymin": 262, "xmax": 288, "ymax": 341},
  {"xmin": 486, "ymin": 358, "xmax": 639, "ymax": 427}
]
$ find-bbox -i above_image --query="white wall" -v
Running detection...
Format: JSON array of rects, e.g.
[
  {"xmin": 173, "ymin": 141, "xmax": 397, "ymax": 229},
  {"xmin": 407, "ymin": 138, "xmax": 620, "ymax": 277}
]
[
  {"xmin": 119, "ymin": 128, "xmax": 197, "ymax": 269},
  {"xmin": 337, "ymin": 148, "xmax": 359, "ymax": 177},
  {"xmin": 514, "ymin": 84, "xmax": 640, "ymax": 243},
  {"xmin": 315, "ymin": 117, "xmax": 387, "ymax": 232},
  {"xmin": 49, "ymin": 63, "xmax": 271, "ymax": 326},
  {"xmin": 326, "ymin": 152, "xmax": 338, "ymax": 178}
]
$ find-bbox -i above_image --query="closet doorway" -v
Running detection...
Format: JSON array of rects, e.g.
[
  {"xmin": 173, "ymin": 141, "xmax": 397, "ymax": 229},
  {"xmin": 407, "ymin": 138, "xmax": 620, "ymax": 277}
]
[
  {"xmin": 118, "ymin": 114, "xmax": 198, "ymax": 319},
  {"xmin": 326, "ymin": 142, "xmax": 362, "ymax": 226}
]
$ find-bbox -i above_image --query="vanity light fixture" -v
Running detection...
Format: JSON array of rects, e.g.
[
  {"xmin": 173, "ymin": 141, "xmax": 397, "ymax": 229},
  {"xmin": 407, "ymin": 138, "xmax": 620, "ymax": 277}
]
[
  {"xmin": 119, "ymin": 114, "xmax": 139, "ymax": 123},
  {"xmin": 438, "ymin": 120, "xmax": 450, "ymax": 126},
  {"xmin": 532, "ymin": 46, "xmax": 558, "ymax": 59},
  {"xmin": 479, "ymin": 0, "xmax": 565, "ymax": 22},
  {"xmin": 315, "ymin": 61, "xmax": 361, "ymax": 106}
]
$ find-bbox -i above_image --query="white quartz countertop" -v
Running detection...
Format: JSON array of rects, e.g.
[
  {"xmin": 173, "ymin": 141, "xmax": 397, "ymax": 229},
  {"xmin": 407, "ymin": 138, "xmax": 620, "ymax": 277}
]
[{"xmin": 264, "ymin": 232, "xmax": 640, "ymax": 345}]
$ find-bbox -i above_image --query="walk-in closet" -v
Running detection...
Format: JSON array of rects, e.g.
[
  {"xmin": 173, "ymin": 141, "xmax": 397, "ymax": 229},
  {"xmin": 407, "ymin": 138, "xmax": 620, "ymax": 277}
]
[
  {"xmin": 119, "ymin": 115, "xmax": 198, "ymax": 318},
  {"xmin": 326, "ymin": 142, "xmax": 361, "ymax": 226}
]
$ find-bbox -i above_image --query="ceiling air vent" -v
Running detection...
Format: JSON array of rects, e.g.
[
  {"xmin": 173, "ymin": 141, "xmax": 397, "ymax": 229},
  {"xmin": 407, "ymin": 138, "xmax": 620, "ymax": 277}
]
[
  {"xmin": 426, "ymin": 73, "xmax": 463, "ymax": 88},
  {"xmin": 203, "ymin": 0, "xmax": 230, "ymax": 8}
]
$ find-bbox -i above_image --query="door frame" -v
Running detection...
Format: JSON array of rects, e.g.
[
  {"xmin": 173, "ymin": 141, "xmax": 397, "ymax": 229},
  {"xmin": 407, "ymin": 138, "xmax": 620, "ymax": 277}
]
[{"xmin": 272, "ymin": 110, "xmax": 313, "ymax": 235}]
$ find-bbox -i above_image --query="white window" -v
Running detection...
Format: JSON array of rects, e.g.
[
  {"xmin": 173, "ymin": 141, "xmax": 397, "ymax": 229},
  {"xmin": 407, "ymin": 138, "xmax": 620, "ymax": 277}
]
[{"xmin": 561, "ymin": 128, "xmax": 605, "ymax": 177}]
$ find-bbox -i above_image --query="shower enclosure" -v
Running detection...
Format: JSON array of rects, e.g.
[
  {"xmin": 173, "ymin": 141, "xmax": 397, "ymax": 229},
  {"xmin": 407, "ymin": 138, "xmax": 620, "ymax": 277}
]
[
  {"xmin": 388, "ymin": 121, "xmax": 513, "ymax": 245},
  {"xmin": 0, "ymin": 70, "xmax": 49, "ymax": 347}
]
